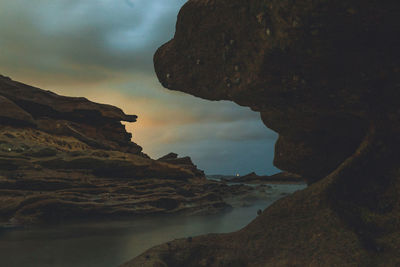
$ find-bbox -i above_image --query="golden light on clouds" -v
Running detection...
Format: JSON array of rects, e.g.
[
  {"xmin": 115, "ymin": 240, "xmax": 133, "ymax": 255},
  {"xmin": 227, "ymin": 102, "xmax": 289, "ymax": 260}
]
[{"xmin": 0, "ymin": 0, "xmax": 279, "ymax": 175}]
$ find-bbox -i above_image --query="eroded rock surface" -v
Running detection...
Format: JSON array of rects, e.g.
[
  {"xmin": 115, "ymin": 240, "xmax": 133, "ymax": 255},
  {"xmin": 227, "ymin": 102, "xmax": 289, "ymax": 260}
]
[
  {"xmin": 0, "ymin": 75, "xmax": 255, "ymax": 225},
  {"xmin": 0, "ymin": 75, "xmax": 142, "ymax": 154},
  {"xmin": 158, "ymin": 152, "xmax": 205, "ymax": 177},
  {"xmin": 154, "ymin": 0, "xmax": 398, "ymax": 183},
  {"xmin": 125, "ymin": 0, "xmax": 400, "ymax": 266}
]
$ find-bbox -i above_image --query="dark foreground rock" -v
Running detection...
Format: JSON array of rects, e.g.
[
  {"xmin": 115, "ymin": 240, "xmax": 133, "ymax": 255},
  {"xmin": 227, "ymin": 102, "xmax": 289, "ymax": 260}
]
[
  {"xmin": 124, "ymin": 0, "xmax": 400, "ymax": 266},
  {"xmin": 0, "ymin": 75, "xmax": 256, "ymax": 225},
  {"xmin": 230, "ymin": 171, "xmax": 304, "ymax": 184}
]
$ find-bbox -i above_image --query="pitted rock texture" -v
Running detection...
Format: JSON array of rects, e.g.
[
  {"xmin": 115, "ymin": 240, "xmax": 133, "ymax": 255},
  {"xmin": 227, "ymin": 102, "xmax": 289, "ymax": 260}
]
[
  {"xmin": 153, "ymin": 0, "xmax": 399, "ymax": 183},
  {"xmin": 124, "ymin": 0, "xmax": 400, "ymax": 266}
]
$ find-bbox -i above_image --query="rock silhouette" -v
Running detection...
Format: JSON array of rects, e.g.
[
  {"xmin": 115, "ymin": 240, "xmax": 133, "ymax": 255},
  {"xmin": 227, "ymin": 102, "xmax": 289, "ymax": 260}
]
[{"xmin": 124, "ymin": 0, "xmax": 400, "ymax": 266}]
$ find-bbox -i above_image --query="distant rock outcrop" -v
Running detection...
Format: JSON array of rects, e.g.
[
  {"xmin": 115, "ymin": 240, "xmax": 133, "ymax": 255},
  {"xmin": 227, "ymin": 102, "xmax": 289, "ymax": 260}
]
[
  {"xmin": 230, "ymin": 171, "xmax": 304, "ymax": 184},
  {"xmin": 125, "ymin": 0, "xmax": 400, "ymax": 266},
  {"xmin": 0, "ymin": 75, "xmax": 252, "ymax": 225},
  {"xmin": 157, "ymin": 152, "xmax": 178, "ymax": 161},
  {"xmin": 157, "ymin": 152, "xmax": 205, "ymax": 177}
]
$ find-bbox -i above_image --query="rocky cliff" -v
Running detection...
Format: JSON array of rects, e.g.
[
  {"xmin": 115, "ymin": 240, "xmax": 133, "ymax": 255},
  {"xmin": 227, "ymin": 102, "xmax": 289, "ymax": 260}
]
[
  {"xmin": 0, "ymin": 75, "xmax": 257, "ymax": 225},
  {"xmin": 125, "ymin": 0, "xmax": 400, "ymax": 266},
  {"xmin": 0, "ymin": 75, "xmax": 143, "ymax": 154}
]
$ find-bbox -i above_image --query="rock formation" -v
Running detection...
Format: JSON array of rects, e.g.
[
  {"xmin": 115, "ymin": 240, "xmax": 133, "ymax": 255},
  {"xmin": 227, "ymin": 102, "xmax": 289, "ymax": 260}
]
[
  {"xmin": 0, "ymin": 75, "xmax": 255, "ymax": 225},
  {"xmin": 124, "ymin": 0, "xmax": 400, "ymax": 266},
  {"xmin": 230, "ymin": 171, "xmax": 304, "ymax": 184},
  {"xmin": 157, "ymin": 152, "xmax": 205, "ymax": 177}
]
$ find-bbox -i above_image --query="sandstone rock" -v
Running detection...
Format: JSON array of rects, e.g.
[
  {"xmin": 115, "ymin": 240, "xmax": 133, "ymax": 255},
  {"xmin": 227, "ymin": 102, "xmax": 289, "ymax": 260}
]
[
  {"xmin": 125, "ymin": 0, "xmax": 400, "ymax": 266},
  {"xmin": 158, "ymin": 153, "xmax": 205, "ymax": 178},
  {"xmin": 157, "ymin": 153, "xmax": 178, "ymax": 160},
  {"xmin": 0, "ymin": 96, "xmax": 36, "ymax": 126},
  {"xmin": 0, "ymin": 75, "xmax": 137, "ymax": 122},
  {"xmin": 0, "ymin": 76, "xmax": 253, "ymax": 226},
  {"xmin": 153, "ymin": 0, "xmax": 399, "ymax": 183},
  {"xmin": 0, "ymin": 75, "xmax": 142, "ymax": 154}
]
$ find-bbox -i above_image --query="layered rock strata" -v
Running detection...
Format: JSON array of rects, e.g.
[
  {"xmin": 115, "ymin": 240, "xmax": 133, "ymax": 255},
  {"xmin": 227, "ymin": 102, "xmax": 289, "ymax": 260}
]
[
  {"xmin": 158, "ymin": 152, "xmax": 205, "ymax": 177},
  {"xmin": 0, "ymin": 75, "xmax": 254, "ymax": 225},
  {"xmin": 125, "ymin": 0, "xmax": 400, "ymax": 266}
]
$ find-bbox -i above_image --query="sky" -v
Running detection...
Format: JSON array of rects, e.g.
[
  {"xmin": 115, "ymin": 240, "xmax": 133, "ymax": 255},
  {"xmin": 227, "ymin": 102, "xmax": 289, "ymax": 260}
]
[{"xmin": 0, "ymin": 0, "xmax": 279, "ymax": 175}]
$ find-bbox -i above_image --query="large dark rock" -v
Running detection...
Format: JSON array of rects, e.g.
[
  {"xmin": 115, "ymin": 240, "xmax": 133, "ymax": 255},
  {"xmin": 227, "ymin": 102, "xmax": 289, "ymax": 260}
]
[
  {"xmin": 124, "ymin": 0, "xmax": 400, "ymax": 266},
  {"xmin": 153, "ymin": 0, "xmax": 399, "ymax": 183}
]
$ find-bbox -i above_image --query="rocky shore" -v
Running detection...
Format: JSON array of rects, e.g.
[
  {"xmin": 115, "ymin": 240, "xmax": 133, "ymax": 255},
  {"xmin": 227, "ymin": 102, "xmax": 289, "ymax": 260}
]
[
  {"xmin": 0, "ymin": 75, "xmax": 258, "ymax": 226},
  {"xmin": 125, "ymin": 0, "xmax": 400, "ymax": 266}
]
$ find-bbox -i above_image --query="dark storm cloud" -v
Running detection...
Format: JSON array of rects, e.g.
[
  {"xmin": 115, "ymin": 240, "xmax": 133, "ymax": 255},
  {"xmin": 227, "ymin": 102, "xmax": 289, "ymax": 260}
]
[
  {"xmin": 0, "ymin": 0, "xmax": 186, "ymax": 82},
  {"xmin": 125, "ymin": 0, "xmax": 135, "ymax": 8},
  {"xmin": 0, "ymin": 0, "xmax": 280, "ymax": 175},
  {"xmin": 150, "ymin": 120, "xmax": 276, "ymax": 144}
]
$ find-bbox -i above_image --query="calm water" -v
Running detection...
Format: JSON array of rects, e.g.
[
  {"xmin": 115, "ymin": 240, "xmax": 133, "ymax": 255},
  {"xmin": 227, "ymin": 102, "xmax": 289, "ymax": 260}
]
[{"xmin": 0, "ymin": 183, "xmax": 306, "ymax": 267}]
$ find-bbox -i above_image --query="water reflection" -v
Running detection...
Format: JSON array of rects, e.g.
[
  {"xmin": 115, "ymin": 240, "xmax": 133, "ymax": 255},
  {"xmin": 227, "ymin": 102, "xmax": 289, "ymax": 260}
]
[{"xmin": 0, "ymin": 183, "xmax": 306, "ymax": 267}]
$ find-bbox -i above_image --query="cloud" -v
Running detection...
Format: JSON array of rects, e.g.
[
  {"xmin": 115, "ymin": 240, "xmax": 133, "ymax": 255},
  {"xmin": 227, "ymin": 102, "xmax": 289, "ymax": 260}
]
[
  {"xmin": 125, "ymin": 0, "xmax": 135, "ymax": 8},
  {"xmin": 0, "ymin": 0, "xmax": 186, "ymax": 84},
  {"xmin": 59, "ymin": 87, "xmax": 275, "ymax": 142},
  {"xmin": 137, "ymin": 120, "xmax": 276, "ymax": 145},
  {"xmin": 0, "ymin": 0, "xmax": 280, "ymax": 175}
]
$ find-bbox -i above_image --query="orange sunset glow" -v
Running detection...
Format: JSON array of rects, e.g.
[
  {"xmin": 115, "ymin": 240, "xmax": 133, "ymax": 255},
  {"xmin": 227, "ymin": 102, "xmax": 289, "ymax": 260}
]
[{"xmin": 0, "ymin": 0, "xmax": 278, "ymax": 175}]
